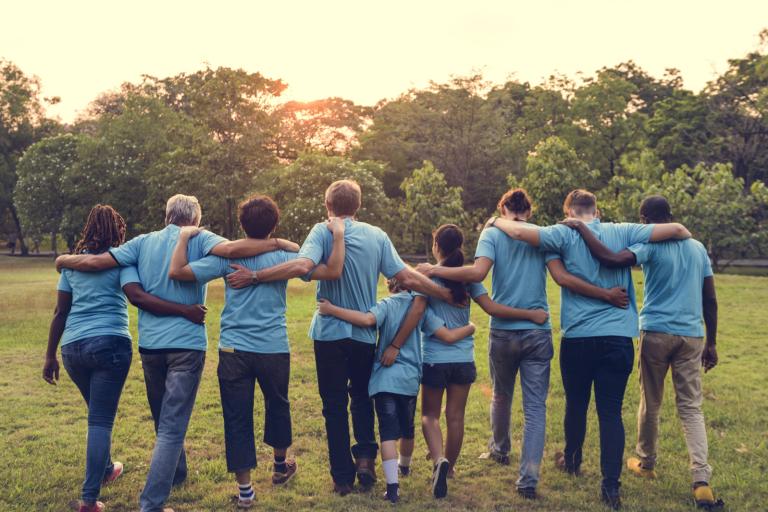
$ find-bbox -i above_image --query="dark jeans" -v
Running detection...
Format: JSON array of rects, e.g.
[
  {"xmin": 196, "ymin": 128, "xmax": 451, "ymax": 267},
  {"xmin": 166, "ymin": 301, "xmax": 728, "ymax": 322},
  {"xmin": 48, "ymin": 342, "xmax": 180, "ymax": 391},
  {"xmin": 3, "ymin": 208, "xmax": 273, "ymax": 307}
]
[
  {"xmin": 218, "ymin": 350, "xmax": 292, "ymax": 472},
  {"xmin": 62, "ymin": 335, "xmax": 132, "ymax": 504},
  {"xmin": 560, "ymin": 336, "xmax": 634, "ymax": 490},
  {"xmin": 373, "ymin": 392, "xmax": 417, "ymax": 442},
  {"xmin": 314, "ymin": 339, "xmax": 377, "ymax": 485},
  {"xmin": 139, "ymin": 349, "xmax": 205, "ymax": 512}
]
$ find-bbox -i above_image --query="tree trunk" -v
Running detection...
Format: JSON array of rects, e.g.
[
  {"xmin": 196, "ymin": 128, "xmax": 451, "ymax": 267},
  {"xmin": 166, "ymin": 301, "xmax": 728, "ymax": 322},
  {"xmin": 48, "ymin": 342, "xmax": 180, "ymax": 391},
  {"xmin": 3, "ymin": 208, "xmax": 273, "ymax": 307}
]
[
  {"xmin": 51, "ymin": 229, "xmax": 58, "ymax": 256},
  {"xmin": 9, "ymin": 204, "xmax": 28, "ymax": 256}
]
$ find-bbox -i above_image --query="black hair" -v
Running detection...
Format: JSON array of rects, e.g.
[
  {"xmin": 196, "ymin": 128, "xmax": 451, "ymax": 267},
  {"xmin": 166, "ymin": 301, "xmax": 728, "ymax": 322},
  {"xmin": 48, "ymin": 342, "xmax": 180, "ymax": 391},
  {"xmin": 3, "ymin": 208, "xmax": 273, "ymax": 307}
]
[
  {"xmin": 640, "ymin": 195, "xmax": 672, "ymax": 224},
  {"xmin": 433, "ymin": 224, "xmax": 468, "ymax": 304}
]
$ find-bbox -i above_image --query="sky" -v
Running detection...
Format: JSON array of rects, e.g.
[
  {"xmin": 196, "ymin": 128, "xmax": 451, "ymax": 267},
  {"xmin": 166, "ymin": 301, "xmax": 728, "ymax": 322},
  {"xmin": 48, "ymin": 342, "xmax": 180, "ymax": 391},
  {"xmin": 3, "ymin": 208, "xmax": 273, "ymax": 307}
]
[{"xmin": 3, "ymin": 0, "xmax": 768, "ymax": 123}]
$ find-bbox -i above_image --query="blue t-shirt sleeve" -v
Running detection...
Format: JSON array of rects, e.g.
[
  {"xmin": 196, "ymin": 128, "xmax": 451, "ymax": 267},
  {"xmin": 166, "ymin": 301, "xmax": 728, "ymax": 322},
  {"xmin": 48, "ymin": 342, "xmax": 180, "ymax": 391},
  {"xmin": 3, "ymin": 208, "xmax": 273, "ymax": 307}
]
[
  {"xmin": 379, "ymin": 234, "xmax": 407, "ymax": 278},
  {"xmin": 421, "ymin": 308, "xmax": 445, "ymax": 336},
  {"xmin": 109, "ymin": 235, "xmax": 144, "ymax": 266},
  {"xmin": 57, "ymin": 271, "xmax": 72, "ymax": 293},
  {"xmin": 469, "ymin": 281, "xmax": 488, "ymax": 299},
  {"xmin": 538, "ymin": 225, "xmax": 567, "ymax": 253},
  {"xmin": 369, "ymin": 297, "xmax": 390, "ymax": 329},
  {"xmin": 298, "ymin": 224, "xmax": 326, "ymax": 265},
  {"xmin": 189, "ymin": 255, "xmax": 229, "ymax": 283},
  {"xmin": 701, "ymin": 247, "xmax": 714, "ymax": 278},
  {"xmin": 474, "ymin": 228, "xmax": 496, "ymax": 261},
  {"xmin": 628, "ymin": 243, "xmax": 653, "ymax": 265},
  {"xmin": 543, "ymin": 251, "xmax": 561, "ymax": 263},
  {"xmin": 620, "ymin": 223, "xmax": 654, "ymax": 246},
  {"xmin": 119, "ymin": 266, "xmax": 141, "ymax": 287},
  {"xmin": 199, "ymin": 230, "xmax": 228, "ymax": 256}
]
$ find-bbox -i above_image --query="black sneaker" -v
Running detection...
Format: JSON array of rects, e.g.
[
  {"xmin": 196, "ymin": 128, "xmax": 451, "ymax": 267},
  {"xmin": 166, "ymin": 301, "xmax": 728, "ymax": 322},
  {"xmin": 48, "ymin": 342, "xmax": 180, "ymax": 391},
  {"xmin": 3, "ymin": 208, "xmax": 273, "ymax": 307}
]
[
  {"xmin": 517, "ymin": 487, "xmax": 537, "ymax": 500},
  {"xmin": 601, "ymin": 486, "xmax": 622, "ymax": 510},
  {"xmin": 384, "ymin": 483, "xmax": 399, "ymax": 504},
  {"xmin": 398, "ymin": 465, "xmax": 410, "ymax": 477},
  {"xmin": 489, "ymin": 451, "xmax": 510, "ymax": 466},
  {"xmin": 432, "ymin": 457, "xmax": 450, "ymax": 499}
]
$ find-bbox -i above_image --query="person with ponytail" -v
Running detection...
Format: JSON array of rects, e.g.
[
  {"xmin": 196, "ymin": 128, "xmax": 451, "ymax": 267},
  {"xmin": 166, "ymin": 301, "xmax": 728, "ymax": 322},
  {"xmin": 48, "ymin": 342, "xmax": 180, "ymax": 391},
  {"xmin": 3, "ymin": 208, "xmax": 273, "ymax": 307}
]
[
  {"xmin": 414, "ymin": 223, "xmax": 548, "ymax": 500},
  {"xmin": 43, "ymin": 205, "xmax": 208, "ymax": 512}
]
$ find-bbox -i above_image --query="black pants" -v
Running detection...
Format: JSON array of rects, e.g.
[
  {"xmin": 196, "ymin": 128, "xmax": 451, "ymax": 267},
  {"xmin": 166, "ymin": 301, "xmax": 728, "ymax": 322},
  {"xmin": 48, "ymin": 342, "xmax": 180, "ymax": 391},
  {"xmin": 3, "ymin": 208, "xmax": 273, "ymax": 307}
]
[
  {"xmin": 218, "ymin": 351, "xmax": 292, "ymax": 472},
  {"xmin": 560, "ymin": 336, "xmax": 634, "ymax": 490},
  {"xmin": 314, "ymin": 339, "xmax": 377, "ymax": 485}
]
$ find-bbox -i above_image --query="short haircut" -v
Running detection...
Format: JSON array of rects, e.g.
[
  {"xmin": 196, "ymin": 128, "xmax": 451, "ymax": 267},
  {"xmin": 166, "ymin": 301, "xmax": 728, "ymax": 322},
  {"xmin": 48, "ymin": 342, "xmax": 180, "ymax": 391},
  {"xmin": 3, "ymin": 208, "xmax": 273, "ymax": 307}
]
[
  {"xmin": 563, "ymin": 189, "xmax": 597, "ymax": 217},
  {"xmin": 640, "ymin": 195, "xmax": 672, "ymax": 224},
  {"xmin": 165, "ymin": 194, "xmax": 202, "ymax": 226},
  {"xmin": 239, "ymin": 194, "xmax": 280, "ymax": 239},
  {"xmin": 497, "ymin": 188, "xmax": 533, "ymax": 215},
  {"xmin": 325, "ymin": 180, "xmax": 361, "ymax": 216}
]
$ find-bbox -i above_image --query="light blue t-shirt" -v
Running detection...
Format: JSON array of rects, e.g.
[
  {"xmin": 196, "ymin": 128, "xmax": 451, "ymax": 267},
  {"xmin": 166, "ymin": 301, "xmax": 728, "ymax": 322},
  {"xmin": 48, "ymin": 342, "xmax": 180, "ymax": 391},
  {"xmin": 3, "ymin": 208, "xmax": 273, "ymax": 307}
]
[
  {"xmin": 475, "ymin": 225, "xmax": 552, "ymax": 331},
  {"xmin": 539, "ymin": 220, "xmax": 653, "ymax": 339},
  {"xmin": 420, "ymin": 279, "xmax": 487, "ymax": 364},
  {"xmin": 629, "ymin": 238, "xmax": 713, "ymax": 337},
  {"xmin": 367, "ymin": 292, "xmax": 445, "ymax": 397},
  {"xmin": 57, "ymin": 264, "xmax": 140, "ymax": 345},
  {"xmin": 188, "ymin": 250, "xmax": 297, "ymax": 353},
  {"xmin": 109, "ymin": 225, "xmax": 226, "ymax": 350},
  {"xmin": 299, "ymin": 219, "xmax": 407, "ymax": 344}
]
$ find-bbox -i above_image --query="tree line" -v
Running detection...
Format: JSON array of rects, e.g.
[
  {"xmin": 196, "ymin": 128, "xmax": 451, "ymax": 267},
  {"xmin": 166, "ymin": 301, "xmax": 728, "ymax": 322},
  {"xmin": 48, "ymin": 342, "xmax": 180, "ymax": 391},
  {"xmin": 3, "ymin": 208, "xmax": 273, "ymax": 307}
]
[{"xmin": 2, "ymin": 30, "xmax": 768, "ymax": 270}]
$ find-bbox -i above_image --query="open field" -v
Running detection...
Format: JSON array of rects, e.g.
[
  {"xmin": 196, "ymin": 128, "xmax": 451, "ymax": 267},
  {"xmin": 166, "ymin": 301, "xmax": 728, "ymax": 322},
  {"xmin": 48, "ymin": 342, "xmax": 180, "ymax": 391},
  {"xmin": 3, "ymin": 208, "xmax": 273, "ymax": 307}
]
[{"xmin": 0, "ymin": 255, "xmax": 766, "ymax": 511}]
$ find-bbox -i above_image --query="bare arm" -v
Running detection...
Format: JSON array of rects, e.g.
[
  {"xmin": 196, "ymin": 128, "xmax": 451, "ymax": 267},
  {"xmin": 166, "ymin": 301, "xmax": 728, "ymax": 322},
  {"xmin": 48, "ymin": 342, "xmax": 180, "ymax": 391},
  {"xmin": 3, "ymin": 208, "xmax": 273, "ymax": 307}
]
[
  {"xmin": 43, "ymin": 291, "xmax": 72, "ymax": 384},
  {"xmin": 649, "ymin": 223, "xmax": 691, "ymax": 242},
  {"xmin": 416, "ymin": 257, "xmax": 493, "ymax": 283},
  {"xmin": 123, "ymin": 283, "xmax": 206, "ymax": 324},
  {"xmin": 211, "ymin": 237, "xmax": 299, "ymax": 258},
  {"xmin": 490, "ymin": 218, "xmax": 541, "ymax": 247},
  {"xmin": 562, "ymin": 220, "xmax": 636, "ymax": 268},
  {"xmin": 546, "ymin": 259, "xmax": 629, "ymax": 308},
  {"xmin": 379, "ymin": 296, "xmax": 428, "ymax": 366},
  {"xmin": 473, "ymin": 294, "xmax": 549, "ymax": 324},
  {"xmin": 702, "ymin": 276, "xmax": 718, "ymax": 372},
  {"xmin": 55, "ymin": 252, "xmax": 117, "ymax": 273},
  {"xmin": 394, "ymin": 267, "xmax": 452, "ymax": 303},
  {"xmin": 433, "ymin": 323, "xmax": 476, "ymax": 344},
  {"xmin": 307, "ymin": 220, "xmax": 346, "ymax": 280},
  {"xmin": 168, "ymin": 227, "xmax": 198, "ymax": 281},
  {"xmin": 317, "ymin": 299, "xmax": 376, "ymax": 327}
]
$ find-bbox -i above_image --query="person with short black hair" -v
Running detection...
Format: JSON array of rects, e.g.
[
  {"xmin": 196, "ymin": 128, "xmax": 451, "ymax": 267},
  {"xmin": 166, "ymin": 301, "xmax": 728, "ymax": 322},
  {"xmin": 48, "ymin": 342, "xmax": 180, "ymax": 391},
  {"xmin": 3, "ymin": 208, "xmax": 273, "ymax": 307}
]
[{"xmin": 559, "ymin": 195, "xmax": 723, "ymax": 509}]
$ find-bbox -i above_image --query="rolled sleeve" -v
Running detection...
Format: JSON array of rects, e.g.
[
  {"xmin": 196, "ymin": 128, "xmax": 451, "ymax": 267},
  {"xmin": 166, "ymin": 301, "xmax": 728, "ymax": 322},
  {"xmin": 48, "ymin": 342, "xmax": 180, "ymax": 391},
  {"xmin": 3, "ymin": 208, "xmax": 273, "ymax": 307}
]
[
  {"xmin": 298, "ymin": 224, "xmax": 326, "ymax": 265},
  {"xmin": 109, "ymin": 235, "xmax": 144, "ymax": 266},
  {"xmin": 189, "ymin": 255, "xmax": 229, "ymax": 283},
  {"xmin": 119, "ymin": 266, "xmax": 141, "ymax": 287},
  {"xmin": 369, "ymin": 298, "xmax": 390, "ymax": 329}
]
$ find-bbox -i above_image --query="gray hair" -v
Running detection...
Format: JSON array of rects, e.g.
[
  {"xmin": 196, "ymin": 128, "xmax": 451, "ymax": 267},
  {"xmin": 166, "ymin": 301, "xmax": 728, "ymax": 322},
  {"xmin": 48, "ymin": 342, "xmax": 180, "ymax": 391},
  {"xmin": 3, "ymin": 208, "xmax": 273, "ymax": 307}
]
[{"xmin": 165, "ymin": 194, "xmax": 202, "ymax": 226}]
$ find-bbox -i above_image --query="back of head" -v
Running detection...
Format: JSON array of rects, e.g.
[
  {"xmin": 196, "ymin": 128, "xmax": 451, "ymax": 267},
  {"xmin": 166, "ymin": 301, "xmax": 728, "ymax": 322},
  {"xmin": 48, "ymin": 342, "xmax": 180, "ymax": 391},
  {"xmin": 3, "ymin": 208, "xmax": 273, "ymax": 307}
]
[
  {"xmin": 165, "ymin": 194, "xmax": 202, "ymax": 226},
  {"xmin": 639, "ymin": 195, "xmax": 672, "ymax": 224},
  {"xmin": 239, "ymin": 194, "xmax": 280, "ymax": 239},
  {"xmin": 433, "ymin": 224, "xmax": 468, "ymax": 304},
  {"xmin": 74, "ymin": 204, "xmax": 126, "ymax": 254},
  {"xmin": 325, "ymin": 180, "xmax": 362, "ymax": 217},
  {"xmin": 563, "ymin": 189, "xmax": 597, "ymax": 217},
  {"xmin": 498, "ymin": 188, "xmax": 533, "ymax": 217}
]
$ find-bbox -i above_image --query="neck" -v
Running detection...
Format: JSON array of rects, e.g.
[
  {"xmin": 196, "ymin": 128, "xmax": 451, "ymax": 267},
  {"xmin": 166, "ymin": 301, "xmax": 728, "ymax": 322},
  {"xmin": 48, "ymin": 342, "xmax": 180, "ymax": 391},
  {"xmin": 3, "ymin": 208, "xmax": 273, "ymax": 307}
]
[{"xmin": 501, "ymin": 212, "xmax": 527, "ymax": 222}]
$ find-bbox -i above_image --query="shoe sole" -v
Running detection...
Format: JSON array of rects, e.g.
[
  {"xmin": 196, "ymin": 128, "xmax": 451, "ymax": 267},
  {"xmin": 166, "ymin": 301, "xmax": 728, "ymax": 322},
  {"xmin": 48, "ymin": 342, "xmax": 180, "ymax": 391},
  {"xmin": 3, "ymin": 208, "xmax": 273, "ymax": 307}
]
[
  {"xmin": 432, "ymin": 461, "xmax": 449, "ymax": 499},
  {"xmin": 273, "ymin": 462, "xmax": 298, "ymax": 485}
]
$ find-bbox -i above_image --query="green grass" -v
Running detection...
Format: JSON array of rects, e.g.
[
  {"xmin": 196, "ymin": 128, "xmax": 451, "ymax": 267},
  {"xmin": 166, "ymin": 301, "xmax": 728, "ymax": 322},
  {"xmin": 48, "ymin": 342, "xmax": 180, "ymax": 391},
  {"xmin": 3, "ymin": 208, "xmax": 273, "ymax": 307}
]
[{"xmin": 0, "ymin": 255, "xmax": 766, "ymax": 511}]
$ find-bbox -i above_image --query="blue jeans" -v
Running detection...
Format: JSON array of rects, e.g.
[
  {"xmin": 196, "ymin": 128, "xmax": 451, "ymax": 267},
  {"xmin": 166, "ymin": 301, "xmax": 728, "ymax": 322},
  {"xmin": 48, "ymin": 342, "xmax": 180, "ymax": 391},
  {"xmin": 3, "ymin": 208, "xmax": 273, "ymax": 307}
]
[
  {"xmin": 139, "ymin": 350, "xmax": 205, "ymax": 512},
  {"xmin": 61, "ymin": 335, "xmax": 132, "ymax": 504},
  {"xmin": 488, "ymin": 329, "xmax": 553, "ymax": 490},
  {"xmin": 560, "ymin": 336, "xmax": 634, "ymax": 491}
]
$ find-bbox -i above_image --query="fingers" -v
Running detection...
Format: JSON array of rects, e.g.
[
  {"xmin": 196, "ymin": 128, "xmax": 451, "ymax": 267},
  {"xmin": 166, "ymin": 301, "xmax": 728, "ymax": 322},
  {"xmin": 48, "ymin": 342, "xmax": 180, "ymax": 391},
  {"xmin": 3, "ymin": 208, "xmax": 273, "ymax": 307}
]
[{"xmin": 230, "ymin": 264, "xmax": 248, "ymax": 271}]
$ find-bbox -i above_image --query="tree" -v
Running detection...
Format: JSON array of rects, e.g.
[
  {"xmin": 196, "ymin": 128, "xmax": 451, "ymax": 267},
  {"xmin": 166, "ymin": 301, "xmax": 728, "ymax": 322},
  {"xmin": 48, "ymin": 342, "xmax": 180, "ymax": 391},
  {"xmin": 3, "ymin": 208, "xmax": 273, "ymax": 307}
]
[
  {"xmin": 511, "ymin": 137, "xmax": 599, "ymax": 225},
  {"xmin": 399, "ymin": 161, "xmax": 467, "ymax": 256},
  {"xmin": 0, "ymin": 59, "xmax": 59, "ymax": 255},
  {"xmin": 263, "ymin": 153, "xmax": 394, "ymax": 242},
  {"xmin": 14, "ymin": 134, "xmax": 81, "ymax": 254}
]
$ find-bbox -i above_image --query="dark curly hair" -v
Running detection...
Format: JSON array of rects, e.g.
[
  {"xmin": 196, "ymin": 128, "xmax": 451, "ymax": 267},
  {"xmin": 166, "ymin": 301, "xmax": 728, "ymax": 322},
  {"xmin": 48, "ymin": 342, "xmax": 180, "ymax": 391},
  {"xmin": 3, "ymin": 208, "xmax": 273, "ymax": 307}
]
[{"xmin": 73, "ymin": 204, "xmax": 126, "ymax": 255}]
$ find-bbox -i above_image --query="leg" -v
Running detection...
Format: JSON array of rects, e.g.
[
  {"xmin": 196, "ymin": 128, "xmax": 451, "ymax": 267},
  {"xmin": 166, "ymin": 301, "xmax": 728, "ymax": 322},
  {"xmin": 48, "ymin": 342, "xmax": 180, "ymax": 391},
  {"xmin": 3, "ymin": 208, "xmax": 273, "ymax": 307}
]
[
  {"xmin": 635, "ymin": 332, "xmax": 672, "ymax": 470},
  {"xmin": 487, "ymin": 329, "xmax": 520, "ymax": 458},
  {"xmin": 670, "ymin": 337, "xmax": 712, "ymax": 484},
  {"xmin": 516, "ymin": 330, "xmax": 553, "ymax": 490},
  {"xmin": 593, "ymin": 337, "xmax": 634, "ymax": 491},
  {"xmin": 421, "ymin": 385, "xmax": 445, "ymax": 461},
  {"xmin": 314, "ymin": 340, "xmax": 355, "ymax": 486},
  {"xmin": 218, "ymin": 352, "xmax": 257, "ymax": 475},
  {"xmin": 253, "ymin": 353, "xmax": 292, "ymax": 452},
  {"xmin": 444, "ymin": 383, "xmax": 472, "ymax": 470},
  {"xmin": 139, "ymin": 351, "xmax": 205, "ymax": 512},
  {"xmin": 346, "ymin": 341, "xmax": 377, "ymax": 462},
  {"xmin": 560, "ymin": 338, "xmax": 594, "ymax": 473}
]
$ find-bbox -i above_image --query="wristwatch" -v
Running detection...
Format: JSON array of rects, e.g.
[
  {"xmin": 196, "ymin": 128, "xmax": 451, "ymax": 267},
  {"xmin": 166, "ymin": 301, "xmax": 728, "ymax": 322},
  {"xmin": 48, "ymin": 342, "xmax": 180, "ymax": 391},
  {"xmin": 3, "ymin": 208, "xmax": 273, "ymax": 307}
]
[{"xmin": 250, "ymin": 271, "xmax": 260, "ymax": 285}]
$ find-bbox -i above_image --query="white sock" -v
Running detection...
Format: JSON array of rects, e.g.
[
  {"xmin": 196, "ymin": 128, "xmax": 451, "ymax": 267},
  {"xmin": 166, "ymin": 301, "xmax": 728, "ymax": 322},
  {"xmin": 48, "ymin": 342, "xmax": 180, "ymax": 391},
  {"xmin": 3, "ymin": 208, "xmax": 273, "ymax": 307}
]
[
  {"xmin": 382, "ymin": 458, "xmax": 399, "ymax": 484},
  {"xmin": 398, "ymin": 455, "xmax": 412, "ymax": 467},
  {"xmin": 238, "ymin": 482, "xmax": 254, "ymax": 501}
]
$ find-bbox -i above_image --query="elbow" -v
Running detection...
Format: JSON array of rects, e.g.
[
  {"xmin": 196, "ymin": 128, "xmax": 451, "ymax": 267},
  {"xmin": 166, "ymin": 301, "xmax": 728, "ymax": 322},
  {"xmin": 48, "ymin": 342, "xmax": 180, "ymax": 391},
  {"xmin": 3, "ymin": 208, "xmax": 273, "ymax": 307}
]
[
  {"xmin": 550, "ymin": 272, "xmax": 567, "ymax": 287},
  {"xmin": 168, "ymin": 268, "xmax": 185, "ymax": 281},
  {"xmin": 298, "ymin": 259, "xmax": 316, "ymax": 276},
  {"xmin": 677, "ymin": 224, "xmax": 692, "ymax": 239}
]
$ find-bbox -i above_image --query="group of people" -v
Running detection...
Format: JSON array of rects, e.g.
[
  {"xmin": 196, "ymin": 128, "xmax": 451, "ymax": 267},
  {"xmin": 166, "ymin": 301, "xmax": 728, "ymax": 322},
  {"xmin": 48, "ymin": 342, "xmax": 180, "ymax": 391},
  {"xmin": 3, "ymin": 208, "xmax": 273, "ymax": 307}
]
[{"xmin": 44, "ymin": 179, "xmax": 722, "ymax": 512}]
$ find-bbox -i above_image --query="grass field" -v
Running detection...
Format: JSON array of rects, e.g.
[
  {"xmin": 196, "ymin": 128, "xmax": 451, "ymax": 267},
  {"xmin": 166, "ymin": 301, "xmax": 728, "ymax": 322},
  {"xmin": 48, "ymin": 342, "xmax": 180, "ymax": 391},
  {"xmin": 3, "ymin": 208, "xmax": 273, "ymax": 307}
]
[{"xmin": 0, "ymin": 255, "xmax": 766, "ymax": 512}]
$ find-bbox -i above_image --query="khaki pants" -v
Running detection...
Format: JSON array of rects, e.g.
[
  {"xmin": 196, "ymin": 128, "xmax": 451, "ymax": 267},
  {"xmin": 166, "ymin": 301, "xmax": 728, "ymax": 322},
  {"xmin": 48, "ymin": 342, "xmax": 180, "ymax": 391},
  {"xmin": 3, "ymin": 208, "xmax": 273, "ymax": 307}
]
[{"xmin": 636, "ymin": 331, "xmax": 712, "ymax": 483}]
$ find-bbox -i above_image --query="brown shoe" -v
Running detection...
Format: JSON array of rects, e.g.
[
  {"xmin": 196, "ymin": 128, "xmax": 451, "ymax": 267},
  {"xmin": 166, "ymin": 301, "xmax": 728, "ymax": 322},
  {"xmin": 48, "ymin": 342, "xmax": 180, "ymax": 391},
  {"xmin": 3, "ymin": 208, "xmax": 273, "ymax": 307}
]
[
  {"xmin": 272, "ymin": 458, "xmax": 298, "ymax": 485},
  {"xmin": 554, "ymin": 450, "xmax": 581, "ymax": 476},
  {"xmin": 333, "ymin": 482, "xmax": 353, "ymax": 496},
  {"xmin": 355, "ymin": 457, "xmax": 377, "ymax": 489}
]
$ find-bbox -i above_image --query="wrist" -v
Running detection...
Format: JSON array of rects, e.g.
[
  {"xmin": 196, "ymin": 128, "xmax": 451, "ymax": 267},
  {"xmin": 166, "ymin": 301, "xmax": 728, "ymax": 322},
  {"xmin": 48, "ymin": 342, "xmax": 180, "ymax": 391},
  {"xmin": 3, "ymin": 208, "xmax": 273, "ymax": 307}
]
[
  {"xmin": 251, "ymin": 271, "xmax": 260, "ymax": 285},
  {"xmin": 45, "ymin": 352, "xmax": 57, "ymax": 360}
]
